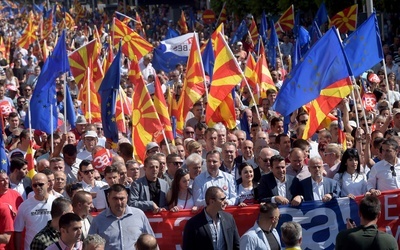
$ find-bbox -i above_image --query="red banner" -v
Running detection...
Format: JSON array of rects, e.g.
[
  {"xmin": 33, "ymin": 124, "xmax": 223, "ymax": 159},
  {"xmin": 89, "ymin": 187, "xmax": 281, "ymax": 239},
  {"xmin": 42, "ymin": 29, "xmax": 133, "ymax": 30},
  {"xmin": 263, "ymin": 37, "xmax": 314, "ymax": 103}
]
[{"xmin": 143, "ymin": 190, "xmax": 400, "ymax": 249}]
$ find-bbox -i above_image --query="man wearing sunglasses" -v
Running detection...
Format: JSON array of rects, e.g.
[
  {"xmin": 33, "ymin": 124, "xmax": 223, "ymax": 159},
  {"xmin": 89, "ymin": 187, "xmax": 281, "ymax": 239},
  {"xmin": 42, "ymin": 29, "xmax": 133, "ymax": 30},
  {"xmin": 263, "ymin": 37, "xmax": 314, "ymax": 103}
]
[
  {"xmin": 14, "ymin": 173, "xmax": 57, "ymax": 250},
  {"xmin": 78, "ymin": 160, "xmax": 106, "ymax": 210},
  {"xmin": 368, "ymin": 138, "xmax": 400, "ymax": 196},
  {"xmin": 183, "ymin": 186, "xmax": 240, "ymax": 250}
]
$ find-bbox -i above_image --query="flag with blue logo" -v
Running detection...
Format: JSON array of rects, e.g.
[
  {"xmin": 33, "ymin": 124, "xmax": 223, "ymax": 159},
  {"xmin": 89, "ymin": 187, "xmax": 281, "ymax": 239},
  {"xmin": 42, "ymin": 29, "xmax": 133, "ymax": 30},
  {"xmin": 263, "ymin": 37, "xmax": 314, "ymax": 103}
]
[{"xmin": 152, "ymin": 33, "xmax": 194, "ymax": 73}]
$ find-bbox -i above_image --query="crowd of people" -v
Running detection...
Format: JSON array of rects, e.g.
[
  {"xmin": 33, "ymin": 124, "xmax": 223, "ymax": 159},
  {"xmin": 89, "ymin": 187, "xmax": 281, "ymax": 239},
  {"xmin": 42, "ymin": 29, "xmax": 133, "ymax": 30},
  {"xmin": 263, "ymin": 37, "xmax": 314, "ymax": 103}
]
[{"xmin": 1, "ymin": 1, "xmax": 400, "ymax": 250}]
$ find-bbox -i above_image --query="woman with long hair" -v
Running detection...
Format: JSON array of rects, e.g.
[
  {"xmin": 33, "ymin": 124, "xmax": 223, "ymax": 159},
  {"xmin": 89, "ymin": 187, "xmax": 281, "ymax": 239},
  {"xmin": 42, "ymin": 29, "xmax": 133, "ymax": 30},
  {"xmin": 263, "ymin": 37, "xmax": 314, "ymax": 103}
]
[
  {"xmin": 237, "ymin": 162, "xmax": 258, "ymax": 207},
  {"xmin": 166, "ymin": 168, "xmax": 197, "ymax": 212},
  {"xmin": 333, "ymin": 148, "xmax": 368, "ymax": 199}
]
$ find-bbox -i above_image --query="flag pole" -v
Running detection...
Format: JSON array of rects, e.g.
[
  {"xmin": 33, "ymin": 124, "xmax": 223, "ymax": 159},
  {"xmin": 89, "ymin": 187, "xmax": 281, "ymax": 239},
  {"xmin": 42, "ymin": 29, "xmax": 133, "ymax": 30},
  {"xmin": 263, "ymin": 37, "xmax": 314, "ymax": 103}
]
[
  {"xmin": 161, "ymin": 129, "xmax": 171, "ymax": 154},
  {"xmin": 215, "ymin": 1, "xmax": 226, "ymax": 27},
  {"xmin": 194, "ymin": 32, "xmax": 208, "ymax": 97},
  {"xmin": 50, "ymin": 104, "xmax": 54, "ymax": 154},
  {"xmin": 352, "ymin": 80, "xmax": 370, "ymax": 134},
  {"xmin": 115, "ymin": 11, "xmax": 139, "ymax": 24},
  {"xmin": 118, "ymin": 88, "xmax": 126, "ymax": 132},
  {"xmin": 87, "ymin": 66, "xmax": 92, "ymax": 124}
]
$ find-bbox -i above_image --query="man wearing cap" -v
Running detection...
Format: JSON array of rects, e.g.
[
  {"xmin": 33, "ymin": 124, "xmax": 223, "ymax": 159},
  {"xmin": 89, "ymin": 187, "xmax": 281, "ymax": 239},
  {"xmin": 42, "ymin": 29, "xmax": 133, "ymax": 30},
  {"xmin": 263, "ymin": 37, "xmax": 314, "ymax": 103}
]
[
  {"xmin": 77, "ymin": 131, "xmax": 99, "ymax": 161},
  {"xmin": 391, "ymin": 108, "xmax": 400, "ymax": 134},
  {"xmin": 146, "ymin": 142, "xmax": 160, "ymax": 158},
  {"xmin": 235, "ymin": 42, "xmax": 247, "ymax": 62},
  {"xmin": 71, "ymin": 115, "xmax": 87, "ymax": 141}
]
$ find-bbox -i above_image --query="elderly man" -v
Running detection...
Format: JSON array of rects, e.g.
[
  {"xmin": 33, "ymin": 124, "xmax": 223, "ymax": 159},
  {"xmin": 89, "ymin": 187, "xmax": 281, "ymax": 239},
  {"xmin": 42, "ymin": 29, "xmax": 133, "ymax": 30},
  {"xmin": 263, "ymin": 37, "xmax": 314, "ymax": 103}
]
[
  {"xmin": 291, "ymin": 157, "xmax": 340, "ymax": 206},
  {"xmin": 89, "ymin": 184, "xmax": 154, "ymax": 250},
  {"xmin": 281, "ymin": 222, "xmax": 302, "ymax": 250}
]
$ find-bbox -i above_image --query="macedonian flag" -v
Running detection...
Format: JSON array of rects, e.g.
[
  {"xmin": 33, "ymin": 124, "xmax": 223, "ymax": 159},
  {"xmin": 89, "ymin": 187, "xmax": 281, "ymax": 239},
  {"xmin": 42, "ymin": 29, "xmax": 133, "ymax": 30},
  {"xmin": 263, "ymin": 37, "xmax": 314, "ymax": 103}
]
[
  {"xmin": 131, "ymin": 75, "xmax": 163, "ymax": 163},
  {"xmin": 330, "ymin": 4, "xmax": 358, "ymax": 34},
  {"xmin": 17, "ymin": 20, "xmax": 38, "ymax": 49},
  {"xmin": 112, "ymin": 18, "xmax": 153, "ymax": 61}
]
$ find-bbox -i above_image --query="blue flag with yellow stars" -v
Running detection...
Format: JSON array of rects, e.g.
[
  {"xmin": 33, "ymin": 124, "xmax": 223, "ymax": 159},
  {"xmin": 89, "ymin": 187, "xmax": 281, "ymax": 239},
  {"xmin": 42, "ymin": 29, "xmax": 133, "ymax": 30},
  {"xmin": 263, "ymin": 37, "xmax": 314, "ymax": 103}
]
[
  {"xmin": 201, "ymin": 39, "xmax": 214, "ymax": 81},
  {"xmin": 99, "ymin": 43, "xmax": 122, "ymax": 143},
  {"xmin": 343, "ymin": 12, "xmax": 383, "ymax": 77},
  {"xmin": 273, "ymin": 28, "xmax": 353, "ymax": 117},
  {"xmin": 25, "ymin": 30, "xmax": 70, "ymax": 134}
]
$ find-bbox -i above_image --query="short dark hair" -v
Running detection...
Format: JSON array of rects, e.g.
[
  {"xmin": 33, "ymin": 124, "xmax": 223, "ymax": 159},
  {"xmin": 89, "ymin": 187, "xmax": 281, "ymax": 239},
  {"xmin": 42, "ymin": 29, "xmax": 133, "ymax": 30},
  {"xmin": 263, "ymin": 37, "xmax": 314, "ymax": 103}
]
[
  {"xmin": 205, "ymin": 127, "xmax": 217, "ymax": 138},
  {"xmin": 63, "ymin": 144, "xmax": 77, "ymax": 156},
  {"xmin": 206, "ymin": 149, "xmax": 221, "ymax": 160},
  {"xmin": 144, "ymin": 156, "xmax": 159, "ymax": 167},
  {"xmin": 205, "ymin": 186, "xmax": 223, "ymax": 206},
  {"xmin": 381, "ymin": 138, "xmax": 399, "ymax": 151},
  {"xmin": 259, "ymin": 203, "xmax": 278, "ymax": 217},
  {"xmin": 359, "ymin": 196, "xmax": 381, "ymax": 221},
  {"xmin": 40, "ymin": 168, "xmax": 53, "ymax": 176},
  {"xmin": 275, "ymin": 133, "xmax": 289, "ymax": 144},
  {"xmin": 72, "ymin": 190, "xmax": 91, "ymax": 207},
  {"xmin": 104, "ymin": 165, "xmax": 118, "ymax": 175},
  {"xmin": 51, "ymin": 197, "xmax": 72, "ymax": 218},
  {"xmin": 59, "ymin": 213, "xmax": 82, "ymax": 230},
  {"xmin": 119, "ymin": 142, "xmax": 133, "ymax": 157},
  {"xmin": 269, "ymin": 155, "xmax": 285, "ymax": 167},
  {"xmin": 166, "ymin": 153, "xmax": 180, "ymax": 163},
  {"xmin": 10, "ymin": 158, "xmax": 28, "ymax": 172},
  {"xmin": 79, "ymin": 159, "xmax": 92, "ymax": 171},
  {"xmin": 108, "ymin": 184, "xmax": 128, "ymax": 195}
]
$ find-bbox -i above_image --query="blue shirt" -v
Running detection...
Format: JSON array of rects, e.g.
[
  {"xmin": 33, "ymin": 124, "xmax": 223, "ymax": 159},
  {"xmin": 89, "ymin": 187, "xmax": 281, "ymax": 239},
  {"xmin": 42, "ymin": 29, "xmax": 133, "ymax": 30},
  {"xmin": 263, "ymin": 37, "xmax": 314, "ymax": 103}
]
[
  {"xmin": 193, "ymin": 170, "xmax": 237, "ymax": 207},
  {"xmin": 88, "ymin": 206, "xmax": 154, "ymax": 250}
]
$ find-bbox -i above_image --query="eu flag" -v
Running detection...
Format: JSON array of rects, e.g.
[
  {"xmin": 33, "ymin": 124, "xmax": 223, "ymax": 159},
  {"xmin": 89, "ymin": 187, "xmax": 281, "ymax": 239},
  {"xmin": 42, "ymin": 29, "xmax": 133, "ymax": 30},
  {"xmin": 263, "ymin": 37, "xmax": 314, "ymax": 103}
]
[
  {"xmin": 310, "ymin": 21, "xmax": 322, "ymax": 46},
  {"xmin": 26, "ymin": 30, "xmax": 70, "ymax": 134},
  {"xmin": 230, "ymin": 20, "xmax": 248, "ymax": 45},
  {"xmin": 165, "ymin": 27, "xmax": 179, "ymax": 40},
  {"xmin": 99, "ymin": 44, "xmax": 122, "ymax": 143},
  {"xmin": 65, "ymin": 84, "xmax": 76, "ymax": 129},
  {"xmin": 343, "ymin": 13, "xmax": 383, "ymax": 77},
  {"xmin": 273, "ymin": 28, "xmax": 353, "ymax": 116},
  {"xmin": 260, "ymin": 11, "xmax": 268, "ymax": 44},
  {"xmin": 314, "ymin": 3, "xmax": 328, "ymax": 27},
  {"xmin": 267, "ymin": 19, "xmax": 279, "ymax": 69},
  {"xmin": 201, "ymin": 39, "xmax": 215, "ymax": 81}
]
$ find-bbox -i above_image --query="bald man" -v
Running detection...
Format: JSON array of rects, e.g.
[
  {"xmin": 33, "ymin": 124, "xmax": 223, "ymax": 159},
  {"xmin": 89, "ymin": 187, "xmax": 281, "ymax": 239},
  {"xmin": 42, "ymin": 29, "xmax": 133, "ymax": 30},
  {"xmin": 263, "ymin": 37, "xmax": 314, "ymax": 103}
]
[
  {"xmin": 36, "ymin": 159, "xmax": 50, "ymax": 172},
  {"xmin": 286, "ymin": 148, "xmax": 311, "ymax": 181},
  {"xmin": 14, "ymin": 173, "xmax": 57, "ymax": 250},
  {"xmin": 135, "ymin": 233, "xmax": 158, "ymax": 250},
  {"xmin": 257, "ymin": 148, "xmax": 276, "ymax": 175}
]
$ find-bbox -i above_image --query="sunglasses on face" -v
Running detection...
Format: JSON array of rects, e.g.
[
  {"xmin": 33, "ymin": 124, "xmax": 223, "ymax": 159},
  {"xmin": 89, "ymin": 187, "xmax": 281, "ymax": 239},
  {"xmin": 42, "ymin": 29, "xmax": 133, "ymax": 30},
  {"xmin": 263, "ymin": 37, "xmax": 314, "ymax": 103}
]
[
  {"xmin": 82, "ymin": 169, "xmax": 95, "ymax": 175},
  {"xmin": 32, "ymin": 182, "xmax": 46, "ymax": 188}
]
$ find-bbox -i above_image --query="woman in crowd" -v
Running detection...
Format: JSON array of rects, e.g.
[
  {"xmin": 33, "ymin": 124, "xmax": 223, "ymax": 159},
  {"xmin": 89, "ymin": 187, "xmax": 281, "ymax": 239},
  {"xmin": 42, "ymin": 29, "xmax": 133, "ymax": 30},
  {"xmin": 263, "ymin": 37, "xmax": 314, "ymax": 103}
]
[
  {"xmin": 237, "ymin": 162, "xmax": 258, "ymax": 206},
  {"xmin": 333, "ymin": 148, "xmax": 368, "ymax": 199},
  {"xmin": 167, "ymin": 168, "xmax": 197, "ymax": 212}
]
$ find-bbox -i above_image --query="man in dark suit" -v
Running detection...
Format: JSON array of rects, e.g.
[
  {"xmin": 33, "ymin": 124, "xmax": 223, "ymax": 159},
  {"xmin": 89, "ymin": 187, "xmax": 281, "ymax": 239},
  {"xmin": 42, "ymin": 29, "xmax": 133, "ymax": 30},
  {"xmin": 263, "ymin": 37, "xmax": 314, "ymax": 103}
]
[
  {"xmin": 182, "ymin": 186, "xmax": 240, "ymax": 250},
  {"xmin": 128, "ymin": 156, "xmax": 169, "ymax": 213},
  {"xmin": 258, "ymin": 155, "xmax": 296, "ymax": 204},
  {"xmin": 291, "ymin": 157, "xmax": 340, "ymax": 206}
]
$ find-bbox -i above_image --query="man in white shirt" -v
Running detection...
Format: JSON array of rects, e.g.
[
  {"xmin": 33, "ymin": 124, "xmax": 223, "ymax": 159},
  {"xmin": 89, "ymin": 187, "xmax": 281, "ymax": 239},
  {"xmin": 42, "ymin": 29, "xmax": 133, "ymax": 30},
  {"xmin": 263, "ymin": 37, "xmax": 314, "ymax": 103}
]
[
  {"xmin": 14, "ymin": 173, "xmax": 57, "ymax": 250},
  {"xmin": 78, "ymin": 160, "xmax": 106, "ymax": 210},
  {"xmin": 368, "ymin": 138, "xmax": 400, "ymax": 195},
  {"xmin": 77, "ymin": 131, "xmax": 99, "ymax": 161}
]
